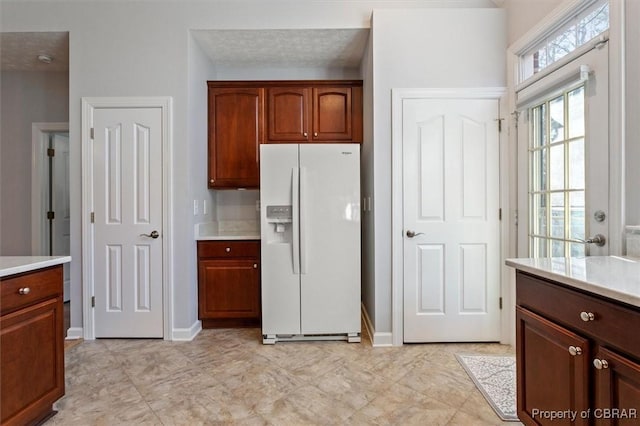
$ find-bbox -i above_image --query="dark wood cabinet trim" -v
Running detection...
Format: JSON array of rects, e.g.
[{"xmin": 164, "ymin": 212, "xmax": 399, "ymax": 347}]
[{"xmin": 207, "ymin": 80, "xmax": 363, "ymax": 89}]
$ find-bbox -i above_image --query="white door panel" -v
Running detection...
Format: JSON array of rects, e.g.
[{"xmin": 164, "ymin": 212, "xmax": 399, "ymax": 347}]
[
  {"xmin": 93, "ymin": 107, "xmax": 163, "ymax": 338},
  {"xmin": 403, "ymin": 98, "xmax": 501, "ymax": 342}
]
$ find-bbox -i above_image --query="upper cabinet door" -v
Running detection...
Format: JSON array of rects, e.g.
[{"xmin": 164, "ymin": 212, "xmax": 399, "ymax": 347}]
[
  {"xmin": 312, "ymin": 87, "xmax": 352, "ymax": 141},
  {"xmin": 267, "ymin": 87, "xmax": 310, "ymax": 142},
  {"xmin": 208, "ymin": 87, "xmax": 263, "ymax": 188}
]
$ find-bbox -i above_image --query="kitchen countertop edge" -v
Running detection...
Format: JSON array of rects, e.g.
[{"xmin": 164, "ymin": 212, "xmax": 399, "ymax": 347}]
[
  {"xmin": 197, "ymin": 234, "xmax": 260, "ymax": 241},
  {"xmin": 0, "ymin": 256, "xmax": 72, "ymax": 278},
  {"xmin": 506, "ymin": 257, "xmax": 640, "ymax": 308}
]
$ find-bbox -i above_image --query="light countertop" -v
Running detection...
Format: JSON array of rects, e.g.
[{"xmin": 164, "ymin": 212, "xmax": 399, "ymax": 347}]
[
  {"xmin": 0, "ymin": 256, "xmax": 72, "ymax": 278},
  {"xmin": 195, "ymin": 221, "xmax": 260, "ymax": 241},
  {"xmin": 506, "ymin": 256, "xmax": 640, "ymax": 308}
]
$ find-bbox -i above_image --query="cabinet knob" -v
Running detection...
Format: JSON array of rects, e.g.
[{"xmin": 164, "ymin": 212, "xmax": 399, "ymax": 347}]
[
  {"xmin": 225, "ymin": 247, "xmax": 231, "ymax": 252},
  {"xmin": 18, "ymin": 287, "xmax": 31, "ymax": 295},
  {"xmin": 210, "ymin": 179, "xmax": 214, "ymax": 184},
  {"xmin": 253, "ymin": 263, "xmax": 258, "ymax": 269},
  {"xmin": 568, "ymin": 346, "xmax": 583, "ymax": 356},
  {"xmin": 303, "ymin": 132, "xmax": 308, "ymax": 137},
  {"xmin": 314, "ymin": 132, "xmax": 318, "ymax": 137},
  {"xmin": 580, "ymin": 311, "xmax": 595, "ymax": 322},
  {"xmin": 593, "ymin": 358, "xmax": 609, "ymax": 370}
]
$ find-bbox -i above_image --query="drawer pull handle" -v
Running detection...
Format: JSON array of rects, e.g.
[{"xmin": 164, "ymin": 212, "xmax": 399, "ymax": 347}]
[
  {"xmin": 568, "ymin": 346, "xmax": 583, "ymax": 356},
  {"xmin": 580, "ymin": 311, "xmax": 595, "ymax": 322},
  {"xmin": 593, "ymin": 358, "xmax": 609, "ymax": 370},
  {"xmin": 18, "ymin": 287, "xmax": 31, "ymax": 295},
  {"xmin": 225, "ymin": 247, "xmax": 231, "ymax": 252}
]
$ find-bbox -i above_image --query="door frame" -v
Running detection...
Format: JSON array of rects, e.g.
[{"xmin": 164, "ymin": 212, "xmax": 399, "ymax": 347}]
[
  {"xmin": 391, "ymin": 88, "xmax": 507, "ymax": 347},
  {"xmin": 31, "ymin": 122, "xmax": 69, "ymax": 255},
  {"xmin": 81, "ymin": 97, "xmax": 173, "ymax": 340}
]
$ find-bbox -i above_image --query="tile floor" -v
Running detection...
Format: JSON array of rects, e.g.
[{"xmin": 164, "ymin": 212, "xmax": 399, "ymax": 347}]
[{"xmin": 50, "ymin": 327, "xmax": 522, "ymax": 425}]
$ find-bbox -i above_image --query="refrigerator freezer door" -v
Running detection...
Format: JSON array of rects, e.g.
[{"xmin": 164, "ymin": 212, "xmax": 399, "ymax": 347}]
[
  {"xmin": 260, "ymin": 144, "xmax": 301, "ymax": 335},
  {"xmin": 299, "ymin": 144, "xmax": 361, "ymax": 335}
]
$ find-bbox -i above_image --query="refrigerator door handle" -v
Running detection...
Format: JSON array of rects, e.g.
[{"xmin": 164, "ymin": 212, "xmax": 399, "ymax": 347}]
[
  {"xmin": 292, "ymin": 167, "xmax": 300, "ymax": 274},
  {"xmin": 300, "ymin": 166, "xmax": 308, "ymax": 275}
]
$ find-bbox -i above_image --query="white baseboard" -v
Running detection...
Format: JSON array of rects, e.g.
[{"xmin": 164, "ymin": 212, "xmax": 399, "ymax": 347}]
[
  {"xmin": 65, "ymin": 327, "xmax": 84, "ymax": 340},
  {"xmin": 171, "ymin": 320, "xmax": 202, "ymax": 341},
  {"xmin": 361, "ymin": 303, "xmax": 394, "ymax": 347}
]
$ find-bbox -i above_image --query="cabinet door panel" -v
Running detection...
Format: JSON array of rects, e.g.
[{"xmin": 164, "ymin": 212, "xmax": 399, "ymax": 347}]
[
  {"xmin": 313, "ymin": 87, "xmax": 352, "ymax": 141},
  {"xmin": 516, "ymin": 307, "xmax": 590, "ymax": 426},
  {"xmin": 1, "ymin": 298, "xmax": 64, "ymax": 425},
  {"xmin": 198, "ymin": 259, "xmax": 260, "ymax": 319},
  {"xmin": 594, "ymin": 347, "xmax": 640, "ymax": 426},
  {"xmin": 267, "ymin": 87, "xmax": 310, "ymax": 142},
  {"xmin": 208, "ymin": 87, "xmax": 263, "ymax": 188}
]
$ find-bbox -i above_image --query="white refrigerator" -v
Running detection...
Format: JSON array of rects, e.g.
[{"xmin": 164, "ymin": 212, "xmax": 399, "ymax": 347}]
[{"xmin": 260, "ymin": 144, "xmax": 361, "ymax": 344}]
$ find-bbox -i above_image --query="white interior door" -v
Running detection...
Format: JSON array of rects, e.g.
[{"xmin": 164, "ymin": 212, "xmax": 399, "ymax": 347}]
[
  {"xmin": 51, "ymin": 133, "xmax": 71, "ymax": 301},
  {"xmin": 403, "ymin": 97, "xmax": 501, "ymax": 342},
  {"xmin": 92, "ymin": 107, "xmax": 163, "ymax": 338}
]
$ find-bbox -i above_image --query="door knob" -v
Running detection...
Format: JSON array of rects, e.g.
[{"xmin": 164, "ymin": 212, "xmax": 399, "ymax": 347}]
[
  {"xmin": 139, "ymin": 230, "xmax": 159, "ymax": 239},
  {"xmin": 593, "ymin": 358, "xmax": 609, "ymax": 370},
  {"xmin": 568, "ymin": 346, "xmax": 582, "ymax": 356},
  {"xmin": 577, "ymin": 234, "xmax": 606, "ymax": 247},
  {"xmin": 580, "ymin": 311, "xmax": 595, "ymax": 322},
  {"xmin": 406, "ymin": 230, "xmax": 425, "ymax": 238}
]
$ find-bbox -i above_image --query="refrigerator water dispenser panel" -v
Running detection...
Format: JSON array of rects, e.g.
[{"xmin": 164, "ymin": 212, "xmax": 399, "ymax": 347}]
[
  {"xmin": 266, "ymin": 205, "xmax": 292, "ymax": 234},
  {"xmin": 266, "ymin": 205, "xmax": 292, "ymax": 223}
]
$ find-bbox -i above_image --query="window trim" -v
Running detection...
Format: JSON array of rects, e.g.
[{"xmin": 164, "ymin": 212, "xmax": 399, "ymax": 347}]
[{"xmin": 510, "ymin": 0, "xmax": 607, "ymax": 86}]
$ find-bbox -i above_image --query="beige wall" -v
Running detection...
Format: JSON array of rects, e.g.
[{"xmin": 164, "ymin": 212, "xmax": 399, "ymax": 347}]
[{"xmin": 503, "ymin": 0, "xmax": 564, "ymax": 45}]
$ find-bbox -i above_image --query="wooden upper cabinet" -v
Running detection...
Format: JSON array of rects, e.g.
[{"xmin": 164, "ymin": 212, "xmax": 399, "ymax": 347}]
[
  {"xmin": 267, "ymin": 87, "xmax": 310, "ymax": 142},
  {"xmin": 313, "ymin": 87, "xmax": 352, "ymax": 141},
  {"xmin": 207, "ymin": 86, "xmax": 263, "ymax": 188},
  {"xmin": 266, "ymin": 81, "xmax": 362, "ymax": 143}
]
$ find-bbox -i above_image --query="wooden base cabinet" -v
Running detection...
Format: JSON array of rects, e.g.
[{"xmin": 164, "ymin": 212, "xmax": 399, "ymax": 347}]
[
  {"xmin": 516, "ymin": 307, "xmax": 590, "ymax": 425},
  {"xmin": 516, "ymin": 271, "xmax": 640, "ymax": 426},
  {"xmin": 197, "ymin": 241, "xmax": 260, "ymax": 328},
  {"xmin": 1, "ymin": 266, "xmax": 65, "ymax": 426}
]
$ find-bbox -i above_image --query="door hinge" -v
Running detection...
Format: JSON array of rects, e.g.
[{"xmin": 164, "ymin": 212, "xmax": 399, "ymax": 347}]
[
  {"xmin": 90, "ymin": 128, "xmax": 94, "ymax": 139},
  {"xmin": 499, "ymin": 297, "xmax": 503, "ymax": 310},
  {"xmin": 47, "ymin": 211, "xmax": 55, "ymax": 220},
  {"xmin": 499, "ymin": 208, "xmax": 502, "ymax": 221},
  {"xmin": 47, "ymin": 148, "xmax": 55, "ymax": 157},
  {"xmin": 91, "ymin": 296, "xmax": 95, "ymax": 307},
  {"xmin": 496, "ymin": 118, "xmax": 504, "ymax": 132},
  {"xmin": 90, "ymin": 212, "xmax": 95, "ymax": 223}
]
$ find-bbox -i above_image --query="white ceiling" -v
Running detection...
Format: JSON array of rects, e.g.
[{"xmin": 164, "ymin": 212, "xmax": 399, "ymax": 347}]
[
  {"xmin": 0, "ymin": 29, "xmax": 368, "ymax": 72},
  {"xmin": 192, "ymin": 29, "xmax": 370, "ymax": 69},
  {"xmin": 0, "ymin": 32, "xmax": 69, "ymax": 71}
]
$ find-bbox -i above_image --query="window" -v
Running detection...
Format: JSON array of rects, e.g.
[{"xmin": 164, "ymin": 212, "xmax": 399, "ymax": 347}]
[
  {"xmin": 528, "ymin": 85, "xmax": 586, "ymax": 258},
  {"xmin": 520, "ymin": 0, "xmax": 609, "ymax": 81}
]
